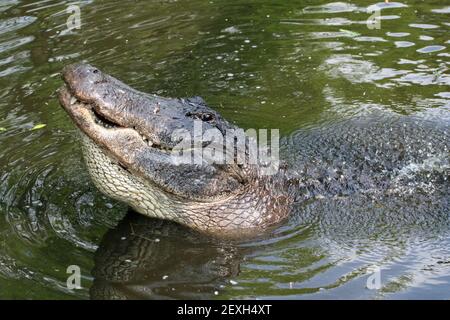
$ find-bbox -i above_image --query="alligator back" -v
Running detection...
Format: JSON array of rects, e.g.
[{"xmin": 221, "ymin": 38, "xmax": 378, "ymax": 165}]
[{"xmin": 282, "ymin": 111, "xmax": 449, "ymax": 238}]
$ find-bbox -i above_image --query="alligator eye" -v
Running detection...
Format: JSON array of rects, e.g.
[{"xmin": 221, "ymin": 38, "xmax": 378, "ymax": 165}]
[
  {"xmin": 186, "ymin": 111, "xmax": 215, "ymax": 123},
  {"xmin": 201, "ymin": 113, "xmax": 214, "ymax": 122}
]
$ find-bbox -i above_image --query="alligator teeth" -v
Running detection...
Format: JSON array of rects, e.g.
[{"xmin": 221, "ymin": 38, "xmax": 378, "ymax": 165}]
[
  {"xmin": 70, "ymin": 97, "xmax": 77, "ymax": 105},
  {"xmin": 135, "ymin": 130, "xmax": 155, "ymax": 147}
]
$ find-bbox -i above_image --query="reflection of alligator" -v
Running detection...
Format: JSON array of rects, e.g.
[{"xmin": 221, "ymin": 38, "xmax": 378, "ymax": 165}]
[
  {"xmin": 90, "ymin": 212, "xmax": 241, "ymax": 299},
  {"xmin": 59, "ymin": 64, "xmax": 449, "ymax": 237}
]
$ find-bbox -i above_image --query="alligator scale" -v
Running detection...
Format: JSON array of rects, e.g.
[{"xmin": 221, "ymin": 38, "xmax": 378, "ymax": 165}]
[{"xmin": 59, "ymin": 64, "xmax": 449, "ymax": 238}]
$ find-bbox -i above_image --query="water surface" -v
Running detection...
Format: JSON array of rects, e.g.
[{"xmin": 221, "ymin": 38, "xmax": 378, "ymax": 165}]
[{"xmin": 0, "ymin": 0, "xmax": 449, "ymax": 299}]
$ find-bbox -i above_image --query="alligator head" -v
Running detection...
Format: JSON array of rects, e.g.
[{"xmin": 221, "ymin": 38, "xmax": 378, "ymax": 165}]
[{"xmin": 59, "ymin": 64, "xmax": 291, "ymax": 237}]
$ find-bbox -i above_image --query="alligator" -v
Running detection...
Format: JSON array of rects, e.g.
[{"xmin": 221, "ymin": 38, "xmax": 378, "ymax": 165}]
[{"xmin": 59, "ymin": 63, "xmax": 450, "ymax": 238}]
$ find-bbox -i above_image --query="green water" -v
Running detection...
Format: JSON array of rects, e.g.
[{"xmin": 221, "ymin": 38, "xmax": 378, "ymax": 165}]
[{"xmin": 0, "ymin": 0, "xmax": 449, "ymax": 299}]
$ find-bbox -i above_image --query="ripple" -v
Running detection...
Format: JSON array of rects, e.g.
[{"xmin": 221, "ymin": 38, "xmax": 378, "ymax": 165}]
[
  {"xmin": 434, "ymin": 92, "xmax": 450, "ymax": 99},
  {"xmin": 48, "ymin": 52, "xmax": 81, "ymax": 63},
  {"xmin": 416, "ymin": 45, "xmax": 446, "ymax": 54},
  {"xmin": 281, "ymin": 17, "xmax": 354, "ymax": 26},
  {"xmin": 309, "ymin": 31, "xmax": 358, "ymax": 39},
  {"xmin": 0, "ymin": 50, "xmax": 29, "ymax": 67},
  {"xmin": 128, "ymin": 16, "xmax": 172, "ymax": 30},
  {"xmin": 0, "ymin": 16, "xmax": 37, "ymax": 35},
  {"xmin": 386, "ymin": 32, "xmax": 410, "ymax": 37},
  {"xmin": 409, "ymin": 23, "xmax": 439, "ymax": 29},
  {"xmin": 303, "ymin": 2, "xmax": 359, "ymax": 14},
  {"xmin": 367, "ymin": 2, "xmax": 408, "ymax": 10},
  {"xmin": 322, "ymin": 54, "xmax": 409, "ymax": 84},
  {"xmin": 0, "ymin": 64, "xmax": 30, "ymax": 77},
  {"xmin": 0, "ymin": 0, "xmax": 18, "ymax": 13},
  {"xmin": 0, "ymin": 36, "xmax": 34, "ymax": 54},
  {"xmin": 395, "ymin": 41, "xmax": 415, "ymax": 48},
  {"xmin": 354, "ymin": 36, "xmax": 388, "ymax": 42},
  {"xmin": 419, "ymin": 35, "xmax": 434, "ymax": 41},
  {"xmin": 380, "ymin": 15, "xmax": 401, "ymax": 20},
  {"xmin": 397, "ymin": 58, "xmax": 424, "ymax": 65},
  {"xmin": 221, "ymin": 26, "xmax": 241, "ymax": 34},
  {"xmin": 47, "ymin": 209, "xmax": 98, "ymax": 252},
  {"xmin": 395, "ymin": 72, "xmax": 450, "ymax": 86},
  {"xmin": 431, "ymin": 7, "xmax": 450, "ymax": 14}
]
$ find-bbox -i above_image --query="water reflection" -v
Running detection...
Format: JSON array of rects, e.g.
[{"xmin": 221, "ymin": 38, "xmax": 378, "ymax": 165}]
[{"xmin": 91, "ymin": 212, "xmax": 242, "ymax": 300}]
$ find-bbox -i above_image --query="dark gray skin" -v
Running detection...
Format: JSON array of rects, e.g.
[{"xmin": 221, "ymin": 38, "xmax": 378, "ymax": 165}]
[{"xmin": 59, "ymin": 64, "xmax": 449, "ymax": 238}]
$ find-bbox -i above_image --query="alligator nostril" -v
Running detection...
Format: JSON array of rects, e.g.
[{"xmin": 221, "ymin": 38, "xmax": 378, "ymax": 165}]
[{"xmin": 93, "ymin": 69, "xmax": 99, "ymax": 74}]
